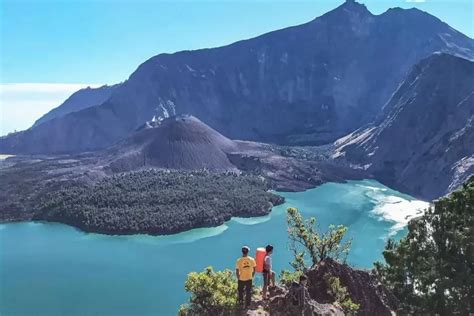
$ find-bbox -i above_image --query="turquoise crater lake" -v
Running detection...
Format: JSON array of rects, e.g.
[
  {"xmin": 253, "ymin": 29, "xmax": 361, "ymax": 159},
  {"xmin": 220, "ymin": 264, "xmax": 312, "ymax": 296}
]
[{"xmin": 0, "ymin": 180, "xmax": 428, "ymax": 316}]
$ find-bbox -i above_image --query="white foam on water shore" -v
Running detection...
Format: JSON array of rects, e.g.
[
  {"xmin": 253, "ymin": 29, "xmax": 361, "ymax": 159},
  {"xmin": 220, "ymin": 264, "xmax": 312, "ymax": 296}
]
[
  {"xmin": 165, "ymin": 224, "xmax": 229, "ymax": 244},
  {"xmin": 370, "ymin": 194, "xmax": 430, "ymax": 237},
  {"xmin": 356, "ymin": 183, "xmax": 388, "ymax": 192},
  {"xmin": 79, "ymin": 224, "xmax": 230, "ymax": 245},
  {"xmin": 231, "ymin": 215, "xmax": 271, "ymax": 225}
]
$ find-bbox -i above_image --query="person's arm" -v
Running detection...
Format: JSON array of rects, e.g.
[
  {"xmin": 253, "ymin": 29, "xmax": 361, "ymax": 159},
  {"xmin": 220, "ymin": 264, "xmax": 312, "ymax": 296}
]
[{"xmin": 235, "ymin": 260, "xmax": 240, "ymax": 279}]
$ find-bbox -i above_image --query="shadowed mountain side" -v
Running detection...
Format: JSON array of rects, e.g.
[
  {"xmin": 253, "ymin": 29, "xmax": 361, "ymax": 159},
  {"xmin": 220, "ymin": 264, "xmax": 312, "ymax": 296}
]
[
  {"xmin": 334, "ymin": 53, "xmax": 474, "ymax": 199},
  {"xmin": 2, "ymin": 1, "xmax": 473, "ymax": 154}
]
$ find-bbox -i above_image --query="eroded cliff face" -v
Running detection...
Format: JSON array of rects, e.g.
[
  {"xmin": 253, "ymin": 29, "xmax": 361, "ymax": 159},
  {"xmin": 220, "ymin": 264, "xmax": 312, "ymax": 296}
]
[
  {"xmin": 2, "ymin": 1, "xmax": 473, "ymax": 154},
  {"xmin": 334, "ymin": 53, "xmax": 474, "ymax": 200}
]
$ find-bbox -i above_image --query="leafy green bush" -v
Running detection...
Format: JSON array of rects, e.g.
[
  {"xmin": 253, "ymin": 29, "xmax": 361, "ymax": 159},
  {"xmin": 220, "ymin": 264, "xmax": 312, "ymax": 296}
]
[
  {"xmin": 286, "ymin": 207, "xmax": 352, "ymax": 270},
  {"xmin": 279, "ymin": 269, "xmax": 303, "ymax": 288},
  {"xmin": 375, "ymin": 177, "xmax": 474, "ymax": 314},
  {"xmin": 179, "ymin": 267, "xmax": 238, "ymax": 315},
  {"xmin": 324, "ymin": 273, "xmax": 360, "ymax": 315}
]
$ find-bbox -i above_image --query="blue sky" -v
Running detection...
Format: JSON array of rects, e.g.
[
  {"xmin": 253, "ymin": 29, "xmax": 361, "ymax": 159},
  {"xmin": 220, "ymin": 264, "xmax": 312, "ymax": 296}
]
[{"xmin": 0, "ymin": 0, "xmax": 473, "ymax": 135}]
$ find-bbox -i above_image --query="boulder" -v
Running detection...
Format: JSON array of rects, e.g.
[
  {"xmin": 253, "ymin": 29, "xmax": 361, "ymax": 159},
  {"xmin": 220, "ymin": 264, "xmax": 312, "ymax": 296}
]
[{"xmin": 306, "ymin": 258, "xmax": 398, "ymax": 316}]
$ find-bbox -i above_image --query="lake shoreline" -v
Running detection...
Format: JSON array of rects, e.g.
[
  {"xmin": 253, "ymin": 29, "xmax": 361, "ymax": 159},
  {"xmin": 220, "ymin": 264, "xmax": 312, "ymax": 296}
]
[
  {"xmin": 28, "ymin": 197, "xmax": 286, "ymax": 237},
  {"xmin": 1, "ymin": 180, "xmax": 429, "ymax": 316}
]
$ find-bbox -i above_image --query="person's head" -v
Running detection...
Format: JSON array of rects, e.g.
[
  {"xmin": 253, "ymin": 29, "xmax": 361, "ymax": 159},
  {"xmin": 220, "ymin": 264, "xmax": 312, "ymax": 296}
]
[
  {"xmin": 299, "ymin": 274, "xmax": 308, "ymax": 286},
  {"xmin": 242, "ymin": 246, "xmax": 250, "ymax": 256},
  {"xmin": 265, "ymin": 244, "xmax": 274, "ymax": 254}
]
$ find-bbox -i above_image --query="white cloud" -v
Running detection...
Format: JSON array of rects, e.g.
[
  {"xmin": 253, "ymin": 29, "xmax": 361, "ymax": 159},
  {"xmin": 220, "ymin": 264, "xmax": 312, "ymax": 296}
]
[
  {"xmin": 0, "ymin": 83, "xmax": 102, "ymax": 136},
  {"xmin": 405, "ymin": 0, "xmax": 426, "ymax": 3}
]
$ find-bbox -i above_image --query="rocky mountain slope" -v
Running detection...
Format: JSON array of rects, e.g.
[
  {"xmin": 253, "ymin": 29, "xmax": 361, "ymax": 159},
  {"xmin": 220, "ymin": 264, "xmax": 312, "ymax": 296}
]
[
  {"xmin": 2, "ymin": 0, "xmax": 473, "ymax": 154},
  {"xmin": 334, "ymin": 53, "xmax": 474, "ymax": 199},
  {"xmin": 32, "ymin": 84, "xmax": 119, "ymax": 127}
]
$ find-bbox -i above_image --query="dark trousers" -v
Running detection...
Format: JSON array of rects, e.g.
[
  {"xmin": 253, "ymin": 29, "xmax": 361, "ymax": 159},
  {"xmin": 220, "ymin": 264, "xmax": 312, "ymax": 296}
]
[{"xmin": 238, "ymin": 279, "xmax": 252, "ymax": 307}]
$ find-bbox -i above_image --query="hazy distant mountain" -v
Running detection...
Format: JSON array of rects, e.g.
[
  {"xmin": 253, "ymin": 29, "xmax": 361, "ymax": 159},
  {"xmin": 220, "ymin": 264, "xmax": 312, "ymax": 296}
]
[
  {"xmin": 33, "ymin": 84, "xmax": 120, "ymax": 127},
  {"xmin": 2, "ymin": 0, "xmax": 473, "ymax": 154},
  {"xmin": 334, "ymin": 53, "xmax": 474, "ymax": 199}
]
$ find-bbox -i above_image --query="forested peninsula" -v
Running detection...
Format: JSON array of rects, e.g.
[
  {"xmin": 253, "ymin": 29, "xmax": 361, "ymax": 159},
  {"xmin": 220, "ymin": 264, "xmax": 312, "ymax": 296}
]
[{"xmin": 35, "ymin": 170, "xmax": 283, "ymax": 235}]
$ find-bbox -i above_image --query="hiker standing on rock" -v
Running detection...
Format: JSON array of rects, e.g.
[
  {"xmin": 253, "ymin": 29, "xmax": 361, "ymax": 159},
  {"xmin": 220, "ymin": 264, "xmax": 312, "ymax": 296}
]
[
  {"xmin": 262, "ymin": 244, "xmax": 276, "ymax": 299},
  {"xmin": 236, "ymin": 246, "xmax": 256, "ymax": 308}
]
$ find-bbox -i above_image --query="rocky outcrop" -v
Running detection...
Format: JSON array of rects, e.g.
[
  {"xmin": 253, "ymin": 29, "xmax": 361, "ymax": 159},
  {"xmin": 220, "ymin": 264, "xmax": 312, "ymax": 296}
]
[
  {"xmin": 306, "ymin": 259, "xmax": 398, "ymax": 316},
  {"xmin": 2, "ymin": 1, "xmax": 473, "ymax": 154},
  {"xmin": 246, "ymin": 259, "xmax": 396, "ymax": 315},
  {"xmin": 268, "ymin": 290, "xmax": 344, "ymax": 316},
  {"xmin": 334, "ymin": 53, "xmax": 474, "ymax": 200},
  {"xmin": 246, "ymin": 285, "xmax": 344, "ymax": 316}
]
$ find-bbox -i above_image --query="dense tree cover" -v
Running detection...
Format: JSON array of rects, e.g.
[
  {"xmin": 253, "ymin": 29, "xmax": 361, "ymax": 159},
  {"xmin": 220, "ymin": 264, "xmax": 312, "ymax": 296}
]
[
  {"xmin": 36, "ymin": 169, "xmax": 284, "ymax": 235},
  {"xmin": 0, "ymin": 156, "xmax": 94, "ymax": 222},
  {"xmin": 179, "ymin": 267, "xmax": 238, "ymax": 316},
  {"xmin": 375, "ymin": 177, "xmax": 474, "ymax": 314}
]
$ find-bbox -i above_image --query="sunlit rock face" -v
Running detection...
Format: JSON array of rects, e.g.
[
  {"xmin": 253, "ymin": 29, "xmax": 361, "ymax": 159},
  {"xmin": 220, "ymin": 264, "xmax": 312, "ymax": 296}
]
[
  {"xmin": 1, "ymin": 1, "xmax": 473, "ymax": 154},
  {"xmin": 334, "ymin": 54, "xmax": 474, "ymax": 199}
]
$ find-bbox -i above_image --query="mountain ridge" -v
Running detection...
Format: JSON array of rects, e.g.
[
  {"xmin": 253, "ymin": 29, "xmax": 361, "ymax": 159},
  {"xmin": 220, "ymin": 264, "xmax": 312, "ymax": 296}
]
[{"xmin": 2, "ymin": 1, "xmax": 473, "ymax": 154}]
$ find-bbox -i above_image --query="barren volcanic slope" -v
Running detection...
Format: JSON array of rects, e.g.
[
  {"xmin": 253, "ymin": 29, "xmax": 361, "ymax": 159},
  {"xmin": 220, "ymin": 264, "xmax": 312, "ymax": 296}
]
[
  {"xmin": 2, "ymin": 0, "xmax": 473, "ymax": 154},
  {"xmin": 334, "ymin": 53, "xmax": 474, "ymax": 199},
  {"xmin": 104, "ymin": 115, "xmax": 238, "ymax": 172},
  {"xmin": 101, "ymin": 115, "xmax": 364, "ymax": 191}
]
